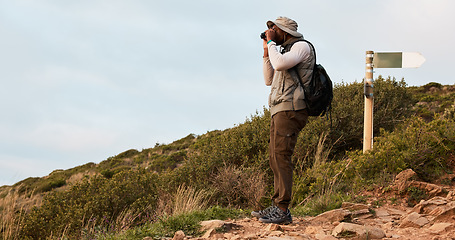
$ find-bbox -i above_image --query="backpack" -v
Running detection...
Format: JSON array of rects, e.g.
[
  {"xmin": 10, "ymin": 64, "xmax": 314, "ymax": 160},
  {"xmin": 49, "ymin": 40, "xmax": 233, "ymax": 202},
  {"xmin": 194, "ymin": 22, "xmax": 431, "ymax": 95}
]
[{"xmin": 289, "ymin": 40, "xmax": 333, "ymax": 117}]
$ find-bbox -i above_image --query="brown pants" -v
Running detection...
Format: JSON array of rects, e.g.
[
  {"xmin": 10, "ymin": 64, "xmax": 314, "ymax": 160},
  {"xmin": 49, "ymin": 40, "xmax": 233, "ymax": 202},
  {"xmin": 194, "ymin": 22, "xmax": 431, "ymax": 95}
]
[{"xmin": 269, "ymin": 109, "xmax": 308, "ymax": 209}]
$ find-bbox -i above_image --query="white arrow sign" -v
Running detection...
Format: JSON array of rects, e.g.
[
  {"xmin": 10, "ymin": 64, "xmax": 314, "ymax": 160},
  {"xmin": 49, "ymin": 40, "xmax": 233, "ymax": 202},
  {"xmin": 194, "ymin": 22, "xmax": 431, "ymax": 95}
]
[
  {"xmin": 402, "ymin": 52, "xmax": 426, "ymax": 68},
  {"xmin": 373, "ymin": 52, "xmax": 426, "ymax": 68}
]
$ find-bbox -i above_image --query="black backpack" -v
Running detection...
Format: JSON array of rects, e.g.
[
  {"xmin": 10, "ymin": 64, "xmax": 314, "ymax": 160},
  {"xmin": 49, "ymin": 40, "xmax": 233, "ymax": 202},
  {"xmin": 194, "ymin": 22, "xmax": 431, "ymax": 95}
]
[{"xmin": 289, "ymin": 40, "xmax": 333, "ymax": 117}]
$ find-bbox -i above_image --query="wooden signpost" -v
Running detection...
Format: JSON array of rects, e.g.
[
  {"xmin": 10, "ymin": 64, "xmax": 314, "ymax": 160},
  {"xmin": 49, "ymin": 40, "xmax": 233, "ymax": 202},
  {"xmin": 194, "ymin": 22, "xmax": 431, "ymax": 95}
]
[{"xmin": 363, "ymin": 51, "xmax": 425, "ymax": 153}]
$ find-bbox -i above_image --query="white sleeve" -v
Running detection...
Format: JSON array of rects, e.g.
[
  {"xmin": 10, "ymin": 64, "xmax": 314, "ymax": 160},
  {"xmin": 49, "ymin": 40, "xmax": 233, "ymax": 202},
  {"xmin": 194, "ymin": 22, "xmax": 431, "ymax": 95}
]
[
  {"xmin": 263, "ymin": 57, "xmax": 273, "ymax": 86},
  {"xmin": 267, "ymin": 41, "xmax": 311, "ymax": 71}
]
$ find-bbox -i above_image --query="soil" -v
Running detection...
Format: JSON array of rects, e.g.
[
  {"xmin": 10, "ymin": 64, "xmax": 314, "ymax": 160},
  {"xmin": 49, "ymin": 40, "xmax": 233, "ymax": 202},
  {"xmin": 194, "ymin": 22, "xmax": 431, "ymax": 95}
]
[{"xmin": 166, "ymin": 169, "xmax": 455, "ymax": 240}]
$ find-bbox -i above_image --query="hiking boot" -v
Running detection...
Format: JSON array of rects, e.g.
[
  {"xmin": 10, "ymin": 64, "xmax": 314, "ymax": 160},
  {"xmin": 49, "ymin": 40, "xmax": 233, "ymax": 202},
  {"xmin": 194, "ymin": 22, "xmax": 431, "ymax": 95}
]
[
  {"xmin": 251, "ymin": 206, "xmax": 278, "ymax": 218},
  {"xmin": 259, "ymin": 207, "xmax": 292, "ymax": 225}
]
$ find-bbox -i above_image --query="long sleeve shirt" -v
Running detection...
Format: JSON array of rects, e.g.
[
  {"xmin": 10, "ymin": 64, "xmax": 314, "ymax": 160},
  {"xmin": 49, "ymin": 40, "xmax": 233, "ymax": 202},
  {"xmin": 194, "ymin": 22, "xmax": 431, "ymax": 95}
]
[
  {"xmin": 262, "ymin": 39, "xmax": 314, "ymax": 115},
  {"xmin": 263, "ymin": 40, "xmax": 312, "ymax": 86}
]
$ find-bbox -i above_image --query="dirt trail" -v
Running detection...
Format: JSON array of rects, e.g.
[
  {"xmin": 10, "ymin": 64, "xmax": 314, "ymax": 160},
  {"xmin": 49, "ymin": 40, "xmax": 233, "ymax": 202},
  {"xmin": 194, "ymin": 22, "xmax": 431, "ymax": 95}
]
[
  {"xmin": 185, "ymin": 200, "xmax": 454, "ymax": 240},
  {"xmin": 166, "ymin": 169, "xmax": 455, "ymax": 240}
]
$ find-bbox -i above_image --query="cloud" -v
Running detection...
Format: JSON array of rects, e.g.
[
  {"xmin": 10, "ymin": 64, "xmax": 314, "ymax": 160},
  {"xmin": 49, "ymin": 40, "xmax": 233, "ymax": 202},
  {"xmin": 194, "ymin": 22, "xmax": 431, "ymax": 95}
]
[
  {"xmin": 23, "ymin": 123, "xmax": 116, "ymax": 152},
  {"xmin": 0, "ymin": 153, "xmax": 55, "ymax": 186},
  {"xmin": 1, "ymin": 0, "xmax": 454, "ymax": 186}
]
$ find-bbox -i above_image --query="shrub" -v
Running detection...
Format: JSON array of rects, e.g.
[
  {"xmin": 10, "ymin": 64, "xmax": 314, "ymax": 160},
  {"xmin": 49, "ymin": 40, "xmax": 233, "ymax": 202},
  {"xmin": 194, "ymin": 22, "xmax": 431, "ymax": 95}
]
[
  {"xmin": 211, "ymin": 166, "xmax": 266, "ymax": 208},
  {"xmin": 19, "ymin": 169, "xmax": 159, "ymax": 239},
  {"xmin": 148, "ymin": 150, "xmax": 187, "ymax": 173},
  {"xmin": 292, "ymin": 114, "xmax": 455, "ymax": 214},
  {"xmin": 355, "ymin": 116, "xmax": 455, "ymax": 183},
  {"xmin": 293, "ymin": 76, "xmax": 414, "ymax": 171}
]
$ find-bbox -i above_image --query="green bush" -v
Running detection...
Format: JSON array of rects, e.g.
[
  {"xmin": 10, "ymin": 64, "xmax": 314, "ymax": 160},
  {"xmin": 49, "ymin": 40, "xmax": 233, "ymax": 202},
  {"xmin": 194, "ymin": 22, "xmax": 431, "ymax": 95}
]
[
  {"xmin": 291, "ymin": 115, "xmax": 455, "ymax": 213},
  {"xmin": 355, "ymin": 116, "xmax": 455, "ymax": 183},
  {"xmin": 20, "ymin": 169, "xmax": 159, "ymax": 239},
  {"xmin": 148, "ymin": 150, "xmax": 187, "ymax": 173},
  {"xmin": 293, "ymin": 76, "xmax": 414, "ymax": 171}
]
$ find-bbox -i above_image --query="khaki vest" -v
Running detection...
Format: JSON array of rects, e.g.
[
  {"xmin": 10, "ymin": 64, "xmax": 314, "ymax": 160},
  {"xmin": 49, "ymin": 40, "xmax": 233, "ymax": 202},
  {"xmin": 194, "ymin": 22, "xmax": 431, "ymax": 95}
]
[{"xmin": 269, "ymin": 38, "xmax": 315, "ymax": 116}]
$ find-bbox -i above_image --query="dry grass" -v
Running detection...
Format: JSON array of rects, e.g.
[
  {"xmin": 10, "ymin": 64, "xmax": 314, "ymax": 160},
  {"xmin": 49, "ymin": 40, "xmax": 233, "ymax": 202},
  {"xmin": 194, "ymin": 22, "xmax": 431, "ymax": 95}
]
[
  {"xmin": 0, "ymin": 190, "xmax": 25, "ymax": 240},
  {"xmin": 213, "ymin": 166, "xmax": 266, "ymax": 209},
  {"xmin": 156, "ymin": 184, "xmax": 212, "ymax": 217},
  {"xmin": 172, "ymin": 185, "xmax": 212, "ymax": 216}
]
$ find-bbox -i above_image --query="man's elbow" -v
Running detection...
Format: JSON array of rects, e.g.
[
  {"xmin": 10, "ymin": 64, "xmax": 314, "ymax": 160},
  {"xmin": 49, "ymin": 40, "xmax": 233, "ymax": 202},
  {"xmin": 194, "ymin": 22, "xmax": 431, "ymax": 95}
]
[{"xmin": 273, "ymin": 65, "xmax": 287, "ymax": 71}]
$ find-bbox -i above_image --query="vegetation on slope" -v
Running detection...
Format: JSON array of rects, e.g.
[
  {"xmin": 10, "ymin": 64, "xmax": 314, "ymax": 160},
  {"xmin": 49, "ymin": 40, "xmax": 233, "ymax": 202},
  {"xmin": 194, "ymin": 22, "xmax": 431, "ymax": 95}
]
[{"xmin": 1, "ymin": 77, "xmax": 454, "ymax": 239}]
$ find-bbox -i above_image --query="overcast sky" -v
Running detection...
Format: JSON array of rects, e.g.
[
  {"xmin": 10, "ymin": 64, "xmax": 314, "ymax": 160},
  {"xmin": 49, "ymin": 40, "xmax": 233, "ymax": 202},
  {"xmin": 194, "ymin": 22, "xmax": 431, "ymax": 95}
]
[{"xmin": 1, "ymin": 0, "xmax": 454, "ymax": 186}]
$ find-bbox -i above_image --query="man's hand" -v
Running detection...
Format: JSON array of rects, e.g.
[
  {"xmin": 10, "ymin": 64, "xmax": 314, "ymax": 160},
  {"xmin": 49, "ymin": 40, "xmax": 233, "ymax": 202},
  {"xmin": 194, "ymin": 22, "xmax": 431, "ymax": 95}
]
[
  {"xmin": 263, "ymin": 38, "xmax": 268, "ymax": 49},
  {"xmin": 262, "ymin": 29, "xmax": 275, "ymax": 58},
  {"xmin": 265, "ymin": 29, "xmax": 276, "ymax": 42}
]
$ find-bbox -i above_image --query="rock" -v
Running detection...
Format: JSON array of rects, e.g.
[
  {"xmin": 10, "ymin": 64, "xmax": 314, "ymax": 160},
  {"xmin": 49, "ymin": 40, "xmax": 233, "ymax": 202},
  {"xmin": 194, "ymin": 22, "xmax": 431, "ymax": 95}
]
[
  {"xmin": 447, "ymin": 191, "xmax": 455, "ymax": 201},
  {"xmin": 315, "ymin": 233, "xmax": 338, "ymax": 240},
  {"xmin": 331, "ymin": 222, "xmax": 385, "ymax": 239},
  {"xmin": 374, "ymin": 208, "xmax": 390, "ymax": 217},
  {"xmin": 305, "ymin": 226, "xmax": 324, "ymax": 235},
  {"xmin": 312, "ymin": 209, "xmax": 351, "ymax": 223},
  {"xmin": 200, "ymin": 219, "xmax": 225, "ymax": 232},
  {"xmin": 269, "ymin": 230, "xmax": 283, "ymax": 237},
  {"xmin": 201, "ymin": 228, "xmax": 216, "ymax": 239},
  {"xmin": 432, "ymin": 201, "xmax": 455, "ymax": 222},
  {"xmin": 341, "ymin": 202, "xmax": 370, "ymax": 211},
  {"xmin": 411, "ymin": 196, "xmax": 455, "ymax": 223},
  {"xmin": 350, "ymin": 208, "xmax": 373, "ymax": 220},
  {"xmin": 200, "ymin": 219, "xmax": 239, "ymax": 239},
  {"xmin": 412, "ymin": 196, "xmax": 448, "ymax": 214},
  {"xmin": 266, "ymin": 237, "xmax": 301, "ymax": 240},
  {"xmin": 386, "ymin": 207, "xmax": 407, "ymax": 217},
  {"xmin": 394, "ymin": 169, "xmax": 417, "ymax": 191},
  {"xmin": 243, "ymin": 233, "xmax": 259, "ymax": 239},
  {"xmin": 408, "ymin": 181, "xmax": 445, "ymax": 198},
  {"xmin": 399, "ymin": 212, "xmax": 429, "ymax": 228},
  {"xmin": 265, "ymin": 223, "xmax": 282, "ymax": 232},
  {"xmin": 429, "ymin": 222, "xmax": 453, "ymax": 234},
  {"xmin": 172, "ymin": 230, "xmax": 185, "ymax": 240}
]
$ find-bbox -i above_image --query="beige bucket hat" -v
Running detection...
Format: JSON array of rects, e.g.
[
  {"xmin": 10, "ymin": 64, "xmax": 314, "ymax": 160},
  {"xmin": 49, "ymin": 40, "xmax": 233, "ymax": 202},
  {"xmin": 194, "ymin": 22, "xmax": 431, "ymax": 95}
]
[{"xmin": 267, "ymin": 16, "xmax": 303, "ymax": 38}]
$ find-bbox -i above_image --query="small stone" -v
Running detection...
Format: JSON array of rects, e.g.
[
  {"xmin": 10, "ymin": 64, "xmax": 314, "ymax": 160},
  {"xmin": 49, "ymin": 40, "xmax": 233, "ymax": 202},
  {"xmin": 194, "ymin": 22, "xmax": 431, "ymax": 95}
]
[
  {"xmin": 172, "ymin": 230, "xmax": 185, "ymax": 240},
  {"xmin": 382, "ymin": 221, "xmax": 393, "ymax": 230},
  {"xmin": 265, "ymin": 223, "xmax": 282, "ymax": 231},
  {"xmin": 374, "ymin": 208, "xmax": 390, "ymax": 217},
  {"xmin": 341, "ymin": 202, "xmax": 370, "ymax": 211},
  {"xmin": 200, "ymin": 220, "xmax": 225, "ymax": 232},
  {"xmin": 243, "ymin": 233, "xmax": 258, "ymax": 239},
  {"xmin": 447, "ymin": 191, "xmax": 455, "ymax": 201},
  {"xmin": 312, "ymin": 209, "xmax": 351, "ymax": 223},
  {"xmin": 399, "ymin": 212, "xmax": 429, "ymax": 228},
  {"xmin": 429, "ymin": 222, "xmax": 453, "ymax": 233},
  {"xmin": 315, "ymin": 233, "xmax": 338, "ymax": 240},
  {"xmin": 201, "ymin": 228, "xmax": 215, "ymax": 239},
  {"xmin": 305, "ymin": 226, "xmax": 324, "ymax": 235},
  {"xmin": 393, "ymin": 169, "xmax": 417, "ymax": 191},
  {"xmin": 332, "ymin": 222, "xmax": 385, "ymax": 239},
  {"xmin": 269, "ymin": 230, "xmax": 283, "ymax": 236}
]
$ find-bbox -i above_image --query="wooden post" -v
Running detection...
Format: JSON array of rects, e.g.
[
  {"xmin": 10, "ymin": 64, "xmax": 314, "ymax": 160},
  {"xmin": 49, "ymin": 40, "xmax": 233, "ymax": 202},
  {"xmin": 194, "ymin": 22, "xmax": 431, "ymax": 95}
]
[{"xmin": 363, "ymin": 51, "xmax": 374, "ymax": 153}]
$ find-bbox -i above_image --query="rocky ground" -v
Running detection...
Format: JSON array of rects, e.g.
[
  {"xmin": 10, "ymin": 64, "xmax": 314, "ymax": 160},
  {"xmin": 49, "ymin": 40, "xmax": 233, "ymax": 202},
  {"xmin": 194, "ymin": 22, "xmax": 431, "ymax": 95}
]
[{"xmin": 150, "ymin": 169, "xmax": 455, "ymax": 240}]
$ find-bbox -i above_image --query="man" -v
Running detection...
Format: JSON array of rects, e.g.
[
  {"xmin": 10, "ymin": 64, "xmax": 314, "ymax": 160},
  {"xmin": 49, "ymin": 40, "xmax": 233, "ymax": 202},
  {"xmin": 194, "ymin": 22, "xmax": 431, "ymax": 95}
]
[{"xmin": 251, "ymin": 16, "xmax": 315, "ymax": 224}]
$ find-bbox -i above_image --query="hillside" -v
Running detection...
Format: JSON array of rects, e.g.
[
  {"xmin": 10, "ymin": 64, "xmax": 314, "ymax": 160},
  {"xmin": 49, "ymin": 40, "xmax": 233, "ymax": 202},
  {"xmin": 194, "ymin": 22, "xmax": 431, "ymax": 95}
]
[{"xmin": 1, "ymin": 78, "xmax": 455, "ymax": 239}]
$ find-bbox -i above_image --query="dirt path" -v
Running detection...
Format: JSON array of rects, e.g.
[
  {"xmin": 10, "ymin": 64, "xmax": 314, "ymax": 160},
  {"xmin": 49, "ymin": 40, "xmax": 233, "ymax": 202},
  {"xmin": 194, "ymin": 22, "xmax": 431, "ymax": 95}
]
[
  {"xmin": 166, "ymin": 169, "xmax": 455, "ymax": 240},
  {"xmin": 188, "ymin": 200, "xmax": 454, "ymax": 240}
]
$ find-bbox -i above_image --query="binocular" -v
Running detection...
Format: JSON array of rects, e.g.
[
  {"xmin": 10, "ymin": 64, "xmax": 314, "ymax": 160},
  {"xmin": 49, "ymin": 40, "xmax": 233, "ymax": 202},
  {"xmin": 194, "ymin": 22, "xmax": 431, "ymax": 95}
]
[{"xmin": 260, "ymin": 32, "xmax": 266, "ymax": 40}]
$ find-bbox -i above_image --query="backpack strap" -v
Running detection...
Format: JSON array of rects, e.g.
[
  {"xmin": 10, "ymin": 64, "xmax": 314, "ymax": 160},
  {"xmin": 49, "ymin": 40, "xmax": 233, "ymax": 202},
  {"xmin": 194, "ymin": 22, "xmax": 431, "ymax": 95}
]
[
  {"xmin": 284, "ymin": 39, "xmax": 317, "ymax": 68},
  {"xmin": 288, "ymin": 39, "xmax": 317, "ymax": 90}
]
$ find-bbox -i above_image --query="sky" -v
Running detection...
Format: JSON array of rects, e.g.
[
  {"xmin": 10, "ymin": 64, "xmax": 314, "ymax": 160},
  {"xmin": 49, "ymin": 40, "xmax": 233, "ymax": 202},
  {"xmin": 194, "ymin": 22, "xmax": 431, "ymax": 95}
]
[{"xmin": 1, "ymin": 0, "xmax": 454, "ymax": 186}]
